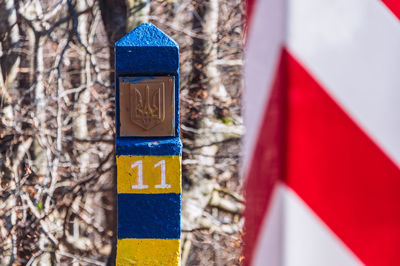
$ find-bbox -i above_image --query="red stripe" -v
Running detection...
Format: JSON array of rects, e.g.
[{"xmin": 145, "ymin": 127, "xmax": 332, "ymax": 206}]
[
  {"xmin": 382, "ymin": 0, "xmax": 400, "ymax": 20},
  {"xmin": 246, "ymin": 0, "xmax": 257, "ymax": 30},
  {"xmin": 243, "ymin": 50, "xmax": 287, "ymax": 266},
  {"xmin": 285, "ymin": 50, "xmax": 400, "ymax": 265}
]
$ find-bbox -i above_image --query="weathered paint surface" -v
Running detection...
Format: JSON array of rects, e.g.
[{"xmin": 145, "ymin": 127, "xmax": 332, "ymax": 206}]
[
  {"xmin": 117, "ymin": 155, "xmax": 181, "ymax": 194},
  {"xmin": 116, "ymin": 137, "xmax": 182, "ymax": 156},
  {"xmin": 117, "ymin": 239, "xmax": 180, "ymax": 265},
  {"xmin": 118, "ymin": 193, "xmax": 181, "ymax": 239},
  {"xmin": 115, "ymin": 23, "xmax": 181, "ymax": 265}
]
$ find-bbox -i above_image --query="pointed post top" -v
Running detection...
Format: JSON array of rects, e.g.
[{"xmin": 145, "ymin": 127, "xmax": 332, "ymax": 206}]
[
  {"xmin": 115, "ymin": 23, "xmax": 179, "ymax": 74},
  {"xmin": 116, "ymin": 23, "xmax": 178, "ymax": 48}
]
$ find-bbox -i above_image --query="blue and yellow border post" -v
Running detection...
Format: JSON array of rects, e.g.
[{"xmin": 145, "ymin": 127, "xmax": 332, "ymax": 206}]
[{"xmin": 115, "ymin": 23, "xmax": 182, "ymax": 265}]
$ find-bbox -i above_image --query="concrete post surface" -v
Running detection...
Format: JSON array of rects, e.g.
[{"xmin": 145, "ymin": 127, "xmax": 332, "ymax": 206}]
[{"xmin": 115, "ymin": 23, "xmax": 182, "ymax": 265}]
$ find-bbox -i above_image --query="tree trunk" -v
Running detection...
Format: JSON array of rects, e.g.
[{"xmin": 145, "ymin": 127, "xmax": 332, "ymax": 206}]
[
  {"xmin": 0, "ymin": 0, "xmax": 20, "ymax": 94},
  {"xmin": 98, "ymin": 2, "xmax": 127, "ymax": 265},
  {"xmin": 0, "ymin": 0, "xmax": 20, "ymax": 132},
  {"xmin": 126, "ymin": 0, "xmax": 150, "ymax": 32},
  {"xmin": 182, "ymin": 0, "xmax": 243, "ymax": 236},
  {"xmin": 189, "ymin": 0, "xmax": 230, "ymax": 182},
  {"xmin": 32, "ymin": 34, "xmax": 48, "ymax": 177},
  {"xmin": 74, "ymin": 0, "xmax": 91, "ymax": 173},
  {"xmin": 99, "ymin": 0, "xmax": 127, "ymax": 85}
]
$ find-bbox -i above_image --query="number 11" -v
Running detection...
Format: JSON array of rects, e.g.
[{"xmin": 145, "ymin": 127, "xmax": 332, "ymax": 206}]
[
  {"xmin": 131, "ymin": 160, "xmax": 148, "ymax": 189},
  {"xmin": 154, "ymin": 160, "xmax": 171, "ymax": 188}
]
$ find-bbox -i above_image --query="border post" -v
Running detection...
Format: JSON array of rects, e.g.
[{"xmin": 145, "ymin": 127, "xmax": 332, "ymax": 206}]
[{"xmin": 115, "ymin": 23, "xmax": 182, "ymax": 265}]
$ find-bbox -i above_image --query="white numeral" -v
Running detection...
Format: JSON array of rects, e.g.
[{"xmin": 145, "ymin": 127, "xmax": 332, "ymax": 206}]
[
  {"xmin": 131, "ymin": 160, "xmax": 148, "ymax": 189},
  {"xmin": 154, "ymin": 160, "xmax": 171, "ymax": 188}
]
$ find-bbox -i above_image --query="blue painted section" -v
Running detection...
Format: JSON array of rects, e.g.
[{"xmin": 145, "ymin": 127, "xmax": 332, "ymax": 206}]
[
  {"xmin": 115, "ymin": 23, "xmax": 179, "ymax": 74},
  {"xmin": 116, "ymin": 47, "xmax": 178, "ymax": 74},
  {"xmin": 118, "ymin": 193, "xmax": 181, "ymax": 239},
  {"xmin": 120, "ymin": 76, "xmax": 156, "ymax": 84},
  {"xmin": 116, "ymin": 137, "xmax": 182, "ymax": 156}
]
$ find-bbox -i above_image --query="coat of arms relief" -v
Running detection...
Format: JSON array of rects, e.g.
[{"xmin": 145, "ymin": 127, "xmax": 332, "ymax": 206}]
[
  {"xmin": 130, "ymin": 83, "xmax": 165, "ymax": 130},
  {"xmin": 119, "ymin": 76, "xmax": 174, "ymax": 137}
]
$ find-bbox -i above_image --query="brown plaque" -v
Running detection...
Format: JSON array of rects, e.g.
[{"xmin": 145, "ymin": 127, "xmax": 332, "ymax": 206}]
[{"xmin": 119, "ymin": 76, "xmax": 175, "ymax": 136}]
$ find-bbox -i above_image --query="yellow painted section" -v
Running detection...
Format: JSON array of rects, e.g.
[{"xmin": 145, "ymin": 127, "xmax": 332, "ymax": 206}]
[
  {"xmin": 117, "ymin": 238, "xmax": 180, "ymax": 265},
  {"xmin": 117, "ymin": 155, "xmax": 181, "ymax": 194}
]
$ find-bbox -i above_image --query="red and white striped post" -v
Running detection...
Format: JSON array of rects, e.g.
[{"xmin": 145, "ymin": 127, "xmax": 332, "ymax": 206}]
[{"xmin": 243, "ymin": 1, "xmax": 400, "ymax": 265}]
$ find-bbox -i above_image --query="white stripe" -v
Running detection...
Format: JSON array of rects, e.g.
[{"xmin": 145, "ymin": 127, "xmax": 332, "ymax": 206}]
[
  {"xmin": 253, "ymin": 184, "xmax": 363, "ymax": 266},
  {"xmin": 252, "ymin": 184, "xmax": 284, "ymax": 266},
  {"xmin": 243, "ymin": 0, "xmax": 286, "ymax": 177},
  {"xmin": 287, "ymin": 0, "xmax": 400, "ymax": 167}
]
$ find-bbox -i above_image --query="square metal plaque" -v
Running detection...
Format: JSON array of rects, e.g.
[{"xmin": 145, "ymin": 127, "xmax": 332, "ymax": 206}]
[{"xmin": 119, "ymin": 76, "xmax": 175, "ymax": 137}]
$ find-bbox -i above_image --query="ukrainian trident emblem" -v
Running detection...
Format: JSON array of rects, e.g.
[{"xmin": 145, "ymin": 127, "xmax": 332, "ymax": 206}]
[{"xmin": 130, "ymin": 82, "xmax": 165, "ymax": 130}]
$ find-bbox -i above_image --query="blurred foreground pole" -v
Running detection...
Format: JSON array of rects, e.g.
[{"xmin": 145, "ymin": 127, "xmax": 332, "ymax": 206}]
[
  {"xmin": 244, "ymin": 0, "xmax": 400, "ymax": 265},
  {"xmin": 115, "ymin": 23, "xmax": 182, "ymax": 265}
]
